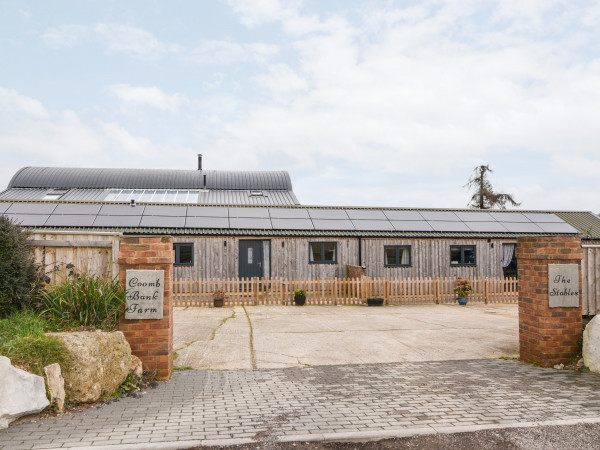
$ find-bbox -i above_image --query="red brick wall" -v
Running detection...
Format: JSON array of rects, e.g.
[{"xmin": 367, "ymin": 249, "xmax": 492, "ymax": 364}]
[
  {"xmin": 118, "ymin": 236, "xmax": 174, "ymax": 380},
  {"xmin": 347, "ymin": 264, "xmax": 366, "ymax": 279},
  {"xmin": 517, "ymin": 236, "xmax": 583, "ymax": 367}
]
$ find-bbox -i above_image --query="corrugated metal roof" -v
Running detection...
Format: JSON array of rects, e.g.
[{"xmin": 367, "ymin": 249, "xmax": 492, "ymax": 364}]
[
  {"xmin": 0, "ymin": 188, "xmax": 47, "ymax": 200},
  {"xmin": 8, "ymin": 167, "xmax": 294, "ymax": 190},
  {"xmin": 0, "ymin": 188, "xmax": 300, "ymax": 205},
  {"xmin": 555, "ymin": 212, "xmax": 600, "ymax": 240}
]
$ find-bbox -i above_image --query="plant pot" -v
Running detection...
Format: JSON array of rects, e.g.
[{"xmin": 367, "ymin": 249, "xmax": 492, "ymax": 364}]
[
  {"xmin": 457, "ymin": 297, "xmax": 468, "ymax": 306},
  {"xmin": 213, "ymin": 298, "xmax": 224, "ymax": 308},
  {"xmin": 367, "ymin": 297, "xmax": 384, "ymax": 306},
  {"xmin": 294, "ymin": 296, "xmax": 306, "ymax": 306}
]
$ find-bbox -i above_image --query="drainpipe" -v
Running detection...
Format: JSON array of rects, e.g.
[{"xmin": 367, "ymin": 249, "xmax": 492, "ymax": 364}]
[{"xmin": 358, "ymin": 236, "xmax": 362, "ymax": 266}]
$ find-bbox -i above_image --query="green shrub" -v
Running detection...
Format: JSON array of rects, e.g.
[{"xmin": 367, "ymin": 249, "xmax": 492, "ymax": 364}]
[
  {"xmin": 39, "ymin": 272, "xmax": 126, "ymax": 331},
  {"xmin": 294, "ymin": 288, "xmax": 306, "ymax": 298},
  {"xmin": 0, "ymin": 310, "xmax": 70, "ymax": 376},
  {"xmin": 0, "ymin": 216, "xmax": 42, "ymax": 317}
]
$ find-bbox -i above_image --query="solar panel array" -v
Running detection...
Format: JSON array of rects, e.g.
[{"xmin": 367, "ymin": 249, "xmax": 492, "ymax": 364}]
[{"xmin": 0, "ymin": 201, "xmax": 579, "ymax": 234}]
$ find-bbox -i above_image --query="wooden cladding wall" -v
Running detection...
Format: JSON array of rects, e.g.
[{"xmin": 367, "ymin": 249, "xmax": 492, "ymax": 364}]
[
  {"xmin": 582, "ymin": 247, "xmax": 600, "ymax": 315},
  {"xmin": 31, "ymin": 233, "xmax": 120, "ymax": 282},
  {"xmin": 173, "ymin": 236, "xmax": 359, "ymax": 280},
  {"xmin": 173, "ymin": 236, "xmax": 512, "ymax": 280},
  {"xmin": 361, "ymin": 238, "xmax": 513, "ymax": 279}
]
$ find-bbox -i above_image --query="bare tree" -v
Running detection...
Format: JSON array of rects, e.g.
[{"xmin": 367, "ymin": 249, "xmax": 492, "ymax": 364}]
[{"xmin": 466, "ymin": 165, "xmax": 520, "ymax": 209}]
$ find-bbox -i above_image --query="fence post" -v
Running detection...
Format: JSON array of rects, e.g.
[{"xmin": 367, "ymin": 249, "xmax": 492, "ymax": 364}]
[{"xmin": 484, "ymin": 277, "xmax": 488, "ymax": 304}]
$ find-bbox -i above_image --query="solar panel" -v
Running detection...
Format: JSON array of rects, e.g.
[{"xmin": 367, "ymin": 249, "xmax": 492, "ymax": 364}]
[
  {"xmin": 308, "ymin": 209, "xmax": 349, "ymax": 220},
  {"xmin": 185, "ymin": 217, "xmax": 230, "ymax": 228},
  {"xmin": 420, "ymin": 211, "xmax": 460, "ymax": 221},
  {"xmin": 186, "ymin": 206, "xmax": 228, "ymax": 217},
  {"xmin": 311, "ymin": 219, "xmax": 355, "ymax": 230},
  {"xmin": 487, "ymin": 212, "xmax": 529, "ymax": 223},
  {"xmin": 501, "ymin": 222, "xmax": 545, "ymax": 233},
  {"xmin": 351, "ymin": 220, "xmax": 395, "ymax": 231},
  {"xmin": 454, "ymin": 211, "xmax": 495, "ymax": 222},
  {"xmin": 98, "ymin": 204, "xmax": 145, "ymax": 216},
  {"xmin": 524, "ymin": 213, "xmax": 565, "ymax": 223},
  {"xmin": 268, "ymin": 208, "xmax": 310, "ymax": 219},
  {"xmin": 229, "ymin": 217, "xmax": 273, "ymax": 229},
  {"xmin": 143, "ymin": 205, "xmax": 187, "ymax": 217},
  {"xmin": 464, "ymin": 221, "xmax": 509, "ymax": 233},
  {"xmin": 93, "ymin": 215, "xmax": 142, "ymax": 227},
  {"xmin": 390, "ymin": 221, "xmax": 433, "ymax": 232},
  {"xmin": 427, "ymin": 221, "xmax": 471, "ymax": 232},
  {"xmin": 45, "ymin": 215, "xmax": 97, "ymax": 227},
  {"xmin": 2, "ymin": 214, "xmax": 49, "ymax": 226},
  {"xmin": 536, "ymin": 222, "xmax": 578, "ymax": 234},
  {"xmin": 229, "ymin": 208, "xmax": 270, "ymax": 218},
  {"xmin": 383, "ymin": 210, "xmax": 424, "ymax": 221},
  {"xmin": 140, "ymin": 216, "xmax": 186, "ymax": 228},
  {"xmin": 0, "ymin": 203, "xmax": 11, "ymax": 214},
  {"xmin": 345, "ymin": 209, "xmax": 387, "ymax": 220},
  {"xmin": 53, "ymin": 204, "xmax": 102, "ymax": 215},
  {"xmin": 271, "ymin": 218, "xmax": 314, "ymax": 230},
  {"xmin": 6, "ymin": 203, "xmax": 57, "ymax": 214}
]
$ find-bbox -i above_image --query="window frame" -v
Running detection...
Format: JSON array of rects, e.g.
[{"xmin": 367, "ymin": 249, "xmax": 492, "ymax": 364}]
[
  {"xmin": 308, "ymin": 241, "xmax": 338, "ymax": 265},
  {"xmin": 384, "ymin": 245, "xmax": 412, "ymax": 267},
  {"xmin": 449, "ymin": 245, "xmax": 476, "ymax": 267},
  {"xmin": 174, "ymin": 243, "xmax": 194, "ymax": 267}
]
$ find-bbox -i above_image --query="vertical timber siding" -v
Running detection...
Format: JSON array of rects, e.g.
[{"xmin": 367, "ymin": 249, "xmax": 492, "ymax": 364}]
[
  {"xmin": 362, "ymin": 238, "xmax": 512, "ymax": 279},
  {"xmin": 173, "ymin": 236, "xmax": 511, "ymax": 280},
  {"xmin": 582, "ymin": 247, "xmax": 600, "ymax": 315},
  {"xmin": 31, "ymin": 232, "xmax": 120, "ymax": 281}
]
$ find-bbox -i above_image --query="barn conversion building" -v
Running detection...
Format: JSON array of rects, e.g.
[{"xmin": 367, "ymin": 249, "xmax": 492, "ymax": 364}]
[{"xmin": 2, "ymin": 164, "xmax": 600, "ymax": 294}]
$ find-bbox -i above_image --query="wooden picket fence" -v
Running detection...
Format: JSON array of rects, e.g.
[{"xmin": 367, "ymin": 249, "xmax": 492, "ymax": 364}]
[{"xmin": 173, "ymin": 276, "xmax": 518, "ymax": 307}]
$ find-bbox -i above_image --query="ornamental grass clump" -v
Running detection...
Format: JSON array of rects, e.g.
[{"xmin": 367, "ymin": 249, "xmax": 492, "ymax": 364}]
[
  {"xmin": 39, "ymin": 272, "xmax": 126, "ymax": 331},
  {"xmin": 454, "ymin": 278, "xmax": 473, "ymax": 298}
]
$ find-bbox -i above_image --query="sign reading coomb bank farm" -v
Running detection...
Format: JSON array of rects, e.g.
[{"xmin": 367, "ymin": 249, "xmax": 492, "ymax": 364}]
[
  {"xmin": 125, "ymin": 270, "xmax": 164, "ymax": 319},
  {"xmin": 548, "ymin": 264, "xmax": 579, "ymax": 308}
]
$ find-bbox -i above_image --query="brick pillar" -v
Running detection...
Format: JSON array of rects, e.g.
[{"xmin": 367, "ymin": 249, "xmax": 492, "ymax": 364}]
[
  {"xmin": 517, "ymin": 236, "xmax": 583, "ymax": 367},
  {"xmin": 118, "ymin": 236, "xmax": 174, "ymax": 380}
]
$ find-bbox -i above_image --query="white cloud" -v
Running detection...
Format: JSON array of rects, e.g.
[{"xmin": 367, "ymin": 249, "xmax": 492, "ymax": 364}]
[
  {"xmin": 0, "ymin": 87, "xmax": 49, "ymax": 119},
  {"xmin": 108, "ymin": 84, "xmax": 187, "ymax": 113},
  {"xmin": 187, "ymin": 40, "xmax": 278, "ymax": 64},
  {"xmin": 41, "ymin": 23, "xmax": 176, "ymax": 59}
]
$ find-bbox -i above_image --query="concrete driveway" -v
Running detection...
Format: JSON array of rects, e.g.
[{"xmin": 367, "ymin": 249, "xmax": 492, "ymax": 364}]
[{"xmin": 173, "ymin": 304, "xmax": 519, "ymax": 369}]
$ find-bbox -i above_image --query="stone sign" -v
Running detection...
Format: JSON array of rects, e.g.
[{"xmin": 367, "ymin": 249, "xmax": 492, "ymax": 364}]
[
  {"xmin": 548, "ymin": 264, "xmax": 579, "ymax": 308},
  {"xmin": 125, "ymin": 270, "xmax": 164, "ymax": 319}
]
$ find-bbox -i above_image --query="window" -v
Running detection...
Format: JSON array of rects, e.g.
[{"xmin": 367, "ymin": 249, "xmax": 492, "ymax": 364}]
[
  {"xmin": 42, "ymin": 189, "xmax": 68, "ymax": 200},
  {"xmin": 450, "ymin": 245, "xmax": 476, "ymax": 266},
  {"xmin": 384, "ymin": 245, "xmax": 411, "ymax": 267},
  {"xmin": 174, "ymin": 243, "xmax": 194, "ymax": 266},
  {"xmin": 309, "ymin": 242, "xmax": 337, "ymax": 264}
]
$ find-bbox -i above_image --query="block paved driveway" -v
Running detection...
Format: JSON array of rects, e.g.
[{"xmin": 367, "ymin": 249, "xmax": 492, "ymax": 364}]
[{"xmin": 2, "ymin": 359, "xmax": 600, "ymax": 449}]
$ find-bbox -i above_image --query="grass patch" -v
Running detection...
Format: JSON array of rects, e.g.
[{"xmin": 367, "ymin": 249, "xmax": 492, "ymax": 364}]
[{"xmin": 0, "ymin": 310, "xmax": 70, "ymax": 376}]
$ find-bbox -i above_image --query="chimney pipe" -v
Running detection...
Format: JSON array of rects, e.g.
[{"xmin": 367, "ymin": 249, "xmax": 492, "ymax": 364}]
[{"xmin": 197, "ymin": 154, "xmax": 203, "ymax": 171}]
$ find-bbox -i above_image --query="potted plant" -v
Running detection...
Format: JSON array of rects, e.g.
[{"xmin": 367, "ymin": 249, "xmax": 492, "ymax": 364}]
[
  {"xmin": 213, "ymin": 290, "xmax": 225, "ymax": 308},
  {"xmin": 454, "ymin": 278, "xmax": 473, "ymax": 305},
  {"xmin": 367, "ymin": 297, "xmax": 384, "ymax": 306},
  {"xmin": 293, "ymin": 289, "xmax": 306, "ymax": 306}
]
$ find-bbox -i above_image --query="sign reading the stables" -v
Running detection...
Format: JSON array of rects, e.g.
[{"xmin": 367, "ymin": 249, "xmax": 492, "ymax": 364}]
[
  {"xmin": 125, "ymin": 270, "xmax": 164, "ymax": 319},
  {"xmin": 548, "ymin": 264, "xmax": 579, "ymax": 308}
]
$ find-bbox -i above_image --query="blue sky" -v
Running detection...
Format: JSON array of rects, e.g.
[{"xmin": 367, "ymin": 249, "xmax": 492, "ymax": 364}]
[{"xmin": 1, "ymin": 0, "xmax": 599, "ymax": 211}]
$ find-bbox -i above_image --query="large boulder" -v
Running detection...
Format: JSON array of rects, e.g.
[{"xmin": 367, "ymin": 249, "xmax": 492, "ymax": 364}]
[
  {"xmin": 0, "ymin": 356, "xmax": 49, "ymax": 429},
  {"xmin": 583, "ymin": 316, "xmax": 600, "ymax": 372},
  {"xmin": 49, "ymin": 331, "xmax": 131, "ymax": 403}
]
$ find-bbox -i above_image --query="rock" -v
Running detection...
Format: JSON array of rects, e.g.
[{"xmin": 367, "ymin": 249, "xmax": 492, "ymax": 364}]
[
  {"xmin": 576, "ymin": 358, "xmax": 585, "ymax": 369},
  {"xmin": 0, "ymin": 356, "xmax": 49, "ymax": 429},
  {"xmin": 584, "ymin": 316, "xmax": 600, "ymax": 372},
  {"xmin": 43, "ymin": 363, "xmax": 65, "ymax": 412},
  {"xmin": 553, "ymin": 363, "xmax": 564, "ymax": 370},
  {"xmin": 131, "ymin": 354, "xmax": 143, "ymax": 377},
  {"xmin": 49, "ymin": 331, "xmax": 131, "ymax": 403}
]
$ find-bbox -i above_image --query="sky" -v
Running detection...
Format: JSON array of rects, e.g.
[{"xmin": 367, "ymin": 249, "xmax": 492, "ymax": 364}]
[{"xmin": 1, "ymin": 0, "xmax": 599, "ymax": 211}]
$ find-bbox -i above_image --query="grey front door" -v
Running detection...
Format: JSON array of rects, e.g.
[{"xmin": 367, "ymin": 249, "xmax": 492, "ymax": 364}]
[{"xmin": 239, "ymin": 240, "xmax": 263, "ymax": 278}]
